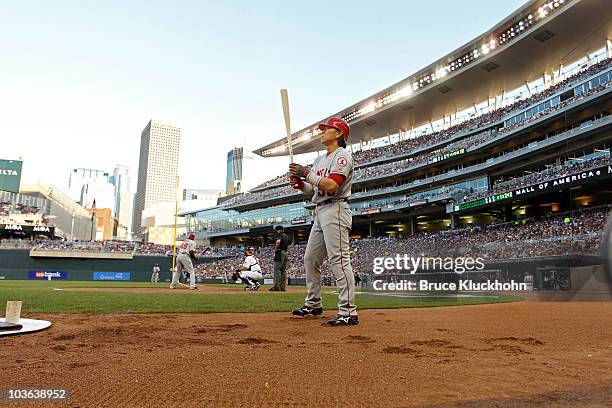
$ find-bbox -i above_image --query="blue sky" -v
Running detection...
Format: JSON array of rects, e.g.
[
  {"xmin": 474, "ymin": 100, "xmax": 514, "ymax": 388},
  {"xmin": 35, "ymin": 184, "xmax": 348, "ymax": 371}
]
[{"xmin": 0, "ymin": 0, "xmax": 526, "ymax": 192}]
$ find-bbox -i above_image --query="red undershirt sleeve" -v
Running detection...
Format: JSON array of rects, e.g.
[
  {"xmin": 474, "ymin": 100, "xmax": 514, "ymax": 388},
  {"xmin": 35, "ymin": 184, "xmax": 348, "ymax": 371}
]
[{"xmin": 328, "ymin": 173, "xmax": 346, "ymax": 187}]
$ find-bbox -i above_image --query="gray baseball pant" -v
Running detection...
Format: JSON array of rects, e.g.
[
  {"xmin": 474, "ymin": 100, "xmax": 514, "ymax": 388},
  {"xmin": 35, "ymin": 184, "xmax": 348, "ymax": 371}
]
[
  {"xmin": 171, "ymin": 253, "xmax": 196, "ymax": 289},
  {"xmin": 303, "ymin": 201, "xmax": 356, "ymax": 316}
]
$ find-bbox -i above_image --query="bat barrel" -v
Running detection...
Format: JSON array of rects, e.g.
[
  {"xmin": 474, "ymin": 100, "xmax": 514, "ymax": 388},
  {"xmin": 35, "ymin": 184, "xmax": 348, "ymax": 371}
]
[{"xmin": 280, "ymin": 89, "xmax": 294, "ymax": 163}]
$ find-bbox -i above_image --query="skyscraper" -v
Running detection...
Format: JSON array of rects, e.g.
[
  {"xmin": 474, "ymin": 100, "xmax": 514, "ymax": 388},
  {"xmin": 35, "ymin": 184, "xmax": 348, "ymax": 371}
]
[
  {"xmin": 110, "ymin": 165, "xmax": 133, "ymax": 240},
  {"xmin": 67, "ymin": 168, "xmax": 109, "ymax": 204},
  {"xmin": 225, "ymin": 147, "xmax": 264, "ymax": 195},
  {"xmin": 226, "ymin": 147, "xmax": 244, "ymax": 195},
  {"xmin": 132, "ymin": 120, "xmax": 182, "ymax": 238}
]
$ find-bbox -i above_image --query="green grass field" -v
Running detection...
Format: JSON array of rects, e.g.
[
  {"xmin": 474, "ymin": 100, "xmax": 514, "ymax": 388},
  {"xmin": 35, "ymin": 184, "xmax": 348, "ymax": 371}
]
[{"xmin": 0, "ymin": 280, "xmax": 522, "ymax": 314}]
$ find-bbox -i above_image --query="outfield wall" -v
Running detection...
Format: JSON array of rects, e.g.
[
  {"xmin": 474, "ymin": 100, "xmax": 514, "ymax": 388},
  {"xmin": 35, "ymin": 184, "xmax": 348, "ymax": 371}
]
[{"xmin": 0, "ymin": 249, "xmax": 174, "ymax": 282}]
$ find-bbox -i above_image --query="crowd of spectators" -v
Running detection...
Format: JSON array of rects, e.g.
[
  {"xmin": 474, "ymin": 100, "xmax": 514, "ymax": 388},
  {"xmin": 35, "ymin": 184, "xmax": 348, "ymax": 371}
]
[
  {"xmin": 352, "ymin": 186, "xmax": 466, "ymax": 213},
  {"xmin": 463, "ymin": 154, "xmax": 612, "ymax": 202},
  {"xmin": 222, "ymin": 184, "xmax": 300, "ymax": 207},
  {"xmin": 250, "ymin": 173, "xmax": 290, "ymax": 192},
  {"xmin": 29, "ymin": 240, "xmax": 137, "ymax": 253},
  {"xmin": 135, "ymin": 242, "xmax": 172, "ymax": 255},
  {"xmin": 353, "ymin": 130, "xmax": 497, "ymax": 180},
  {"xmin": 0, "ymin": 201, "xmax": 44, "ymax": 225},
  {"xmin": 355, "ymin": 81, "xmax": 611, "ymax": 182},
  {"xmin": 351, "ymin": 57, "xmax": 612, "ymax": 166},
  {"xmin": 351, "ymin": 206, "xmax": 606, "ymax": 266},
  {"xmin": 353, "ymin": 89, "xmax": 611, "ymax": 203},
  {"xmin": 10, "ymin": 239, "xmax": 241, "ymax": 257},
  {"xmin": 198, "ymin": 206, "xmax": 608, "ymax": 278},
  {"xmin": 195, "ymin": 245, "xmax": 313, "ymax": 279},
  {"xmin": 18, "ymin": 235, "xmax": 239, "ymax": 257},
  {"xmin": 0, "ymin": 201, "xmax": 40, "ymax": 216}
]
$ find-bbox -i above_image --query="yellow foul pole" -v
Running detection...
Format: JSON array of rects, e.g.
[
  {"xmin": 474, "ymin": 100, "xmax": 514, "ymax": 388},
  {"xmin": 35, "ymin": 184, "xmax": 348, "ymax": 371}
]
[{"xmin": 171, "ymin": 175, "xmax": 180, "ymax": 272}]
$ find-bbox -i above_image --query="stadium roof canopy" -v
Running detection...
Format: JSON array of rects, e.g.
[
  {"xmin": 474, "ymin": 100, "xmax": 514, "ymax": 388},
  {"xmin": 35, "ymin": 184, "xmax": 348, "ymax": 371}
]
[{"xmin": 254, "ymin": 0, "xmax": 612, "ymax": 157}]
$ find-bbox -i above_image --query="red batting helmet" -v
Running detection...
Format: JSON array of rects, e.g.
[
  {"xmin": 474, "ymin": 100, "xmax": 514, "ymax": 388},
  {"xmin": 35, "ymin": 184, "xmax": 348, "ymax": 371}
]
[
  {"xmin": 187, "ymin": 232, "xmax": 196, "ymax": 240},
  {"xmin": 318, "ymin": 117, "xmax": 350, "ymax": 140}
]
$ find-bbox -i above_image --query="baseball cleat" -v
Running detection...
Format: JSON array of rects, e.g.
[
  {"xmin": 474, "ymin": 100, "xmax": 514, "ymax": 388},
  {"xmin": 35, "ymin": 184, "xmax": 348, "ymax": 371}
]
[
  {"xmin": 292, "ymin": 306, "xmax": 323, "ymax": 316},
  {"xmin": 254, "ymin": 282, "xmax": 261, "ymax": 290},
  {"xmin": 327, "ymin": 315, "xmax": 359, "ymax": 326},
  {"xmin": 189, "ymin": 286, "xmax": 198, "ymax": 290}
]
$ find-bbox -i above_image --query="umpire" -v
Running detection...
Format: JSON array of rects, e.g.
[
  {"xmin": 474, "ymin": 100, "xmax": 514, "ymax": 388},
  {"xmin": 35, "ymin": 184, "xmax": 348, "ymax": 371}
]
[{"xmin": 270, "ymin": 225, "xmax": 291, "ymax": 291}]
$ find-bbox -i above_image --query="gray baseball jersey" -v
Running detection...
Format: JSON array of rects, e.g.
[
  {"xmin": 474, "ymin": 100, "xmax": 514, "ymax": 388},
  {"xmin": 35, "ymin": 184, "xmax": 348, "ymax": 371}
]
[
  {"xmin": 309, "ymin": 147, "xmax": 353, "ymax": 203},
  {"xmin": 178, "ymin": 239, "xmax": 196, "ymax": 254}
]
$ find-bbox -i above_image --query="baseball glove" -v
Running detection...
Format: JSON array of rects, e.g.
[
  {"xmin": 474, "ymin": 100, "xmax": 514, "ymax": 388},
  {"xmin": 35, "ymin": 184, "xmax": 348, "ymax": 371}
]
[{"xmin": 231, "ymin": 270, "xmax": 241, "ymax": 281}]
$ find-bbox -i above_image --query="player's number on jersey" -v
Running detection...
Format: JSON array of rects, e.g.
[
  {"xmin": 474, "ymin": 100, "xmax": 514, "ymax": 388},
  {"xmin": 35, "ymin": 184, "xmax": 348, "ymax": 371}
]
[{"xmin": 180, "ymin": 242, "xmax": 188, "ymax": 249}]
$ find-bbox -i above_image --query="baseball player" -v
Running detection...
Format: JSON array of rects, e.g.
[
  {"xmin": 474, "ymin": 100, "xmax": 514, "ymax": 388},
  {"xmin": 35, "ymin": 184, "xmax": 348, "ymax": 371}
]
[
  {"xmin": 151, "ymin": 263, "xmax": 160, "ymax": 283},
  {"xmin": 232, "ymin": 247, "xmax": 262, "ymax": 290},
  {"xmin": 289, "ymin": 117, "xmax": 358, "ymax": 326},
  {"xmin": 170, "ymin": 232, "xmax": 200, "ymax": 290}
]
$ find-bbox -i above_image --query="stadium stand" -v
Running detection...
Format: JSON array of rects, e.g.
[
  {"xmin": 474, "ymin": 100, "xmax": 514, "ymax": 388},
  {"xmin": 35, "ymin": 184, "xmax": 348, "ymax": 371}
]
[
  {"xmin": 196, "ymin": 206, "xmax": 608, "ymax": 279},
  {"xmin": 220, "ymin": 58, "xmax": 612, "ymax": 209},
  {"xmin": 0, "ymin": 201, "xmax": 44, "ymax": 225},
  {"xmin": 237, "ymin": 57, "xmax": 612, "ymax": 197}
]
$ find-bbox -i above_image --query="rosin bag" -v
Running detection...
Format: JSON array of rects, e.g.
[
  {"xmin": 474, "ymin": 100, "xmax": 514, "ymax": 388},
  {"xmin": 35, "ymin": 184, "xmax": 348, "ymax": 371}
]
[{"xmin": 5, "ymin": 300, "xmax": 22, "ymax": 324}]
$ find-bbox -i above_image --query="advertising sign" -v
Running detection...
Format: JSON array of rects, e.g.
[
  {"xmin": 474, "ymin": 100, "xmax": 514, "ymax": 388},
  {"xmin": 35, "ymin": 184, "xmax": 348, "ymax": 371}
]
[
  {"xmin": 93, "ymin": 272, "xmax": 131, "ymax": 281},
  {"xmin": 28, "ymin": 271, "xmax": 67, "ymax": 280},
  {"xmin": 0, "ymin": 159, "xmax": 23, "ymax": 193}
]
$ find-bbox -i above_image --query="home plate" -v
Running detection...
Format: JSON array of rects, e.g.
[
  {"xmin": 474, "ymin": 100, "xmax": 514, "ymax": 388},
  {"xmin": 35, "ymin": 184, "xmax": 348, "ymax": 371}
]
[{"xmin": 0, "ymin": 318, "xmax": 52, "ymax": 337}]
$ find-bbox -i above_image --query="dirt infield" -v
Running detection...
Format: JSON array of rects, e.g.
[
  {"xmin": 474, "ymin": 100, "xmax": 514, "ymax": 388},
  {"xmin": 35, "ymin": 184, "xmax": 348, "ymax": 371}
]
[{"xmin": 1, "ymin": 302, "xmax": 611, "ymax": 407}]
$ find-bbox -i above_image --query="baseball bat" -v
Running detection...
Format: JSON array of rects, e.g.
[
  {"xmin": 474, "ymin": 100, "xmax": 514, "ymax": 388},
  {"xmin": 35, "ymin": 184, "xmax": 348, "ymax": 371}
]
[{"xmin": 280, "ymin": 89, "xmax": 294, "ymax": 163}]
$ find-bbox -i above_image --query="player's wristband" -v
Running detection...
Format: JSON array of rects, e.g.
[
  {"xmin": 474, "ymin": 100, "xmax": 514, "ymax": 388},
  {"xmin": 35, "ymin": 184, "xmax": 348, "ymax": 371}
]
[
  {"xmin": 305, "ymin": 172, "xmax": 323, "ymax": 187},
  {"xmin": 301, "ymin": 182, "xmax": 314, "ymax": 195}
]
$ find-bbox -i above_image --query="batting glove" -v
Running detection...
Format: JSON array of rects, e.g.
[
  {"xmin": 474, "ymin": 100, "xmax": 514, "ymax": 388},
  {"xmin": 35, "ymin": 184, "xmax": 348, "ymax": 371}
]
[
  {"xmin": 289, "ymin": 175, "xmax": 305, "ymax": 190},
  {"xmin": 289, "ymin": 163, "xmax": 310, "ymax": 178}
]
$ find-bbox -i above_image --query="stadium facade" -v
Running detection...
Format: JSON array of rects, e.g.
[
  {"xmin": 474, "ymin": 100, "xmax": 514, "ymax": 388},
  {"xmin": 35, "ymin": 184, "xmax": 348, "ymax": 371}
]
[
  {"xmin": 182, "ymin": 0, "xmax": 612, "ymax": 247},
  {"xmin": 1, "ymin": 185, "xmax": 94, "ymax": 241}
]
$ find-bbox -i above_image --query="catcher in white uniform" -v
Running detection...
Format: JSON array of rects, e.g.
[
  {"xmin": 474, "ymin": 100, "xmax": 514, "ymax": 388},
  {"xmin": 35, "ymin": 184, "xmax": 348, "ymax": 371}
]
[
  {"xmin": 289, "ymin": 117, "xmax": 358, "ymax": 326},
  {"xmin": 232, "ymin": 247, "xmax": 262, "ymax": 290}
]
